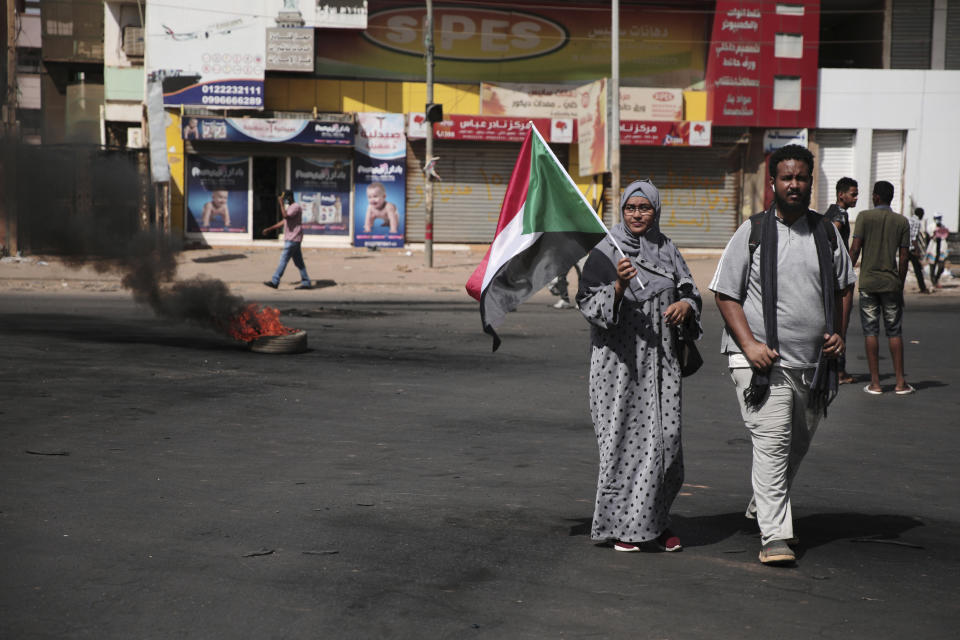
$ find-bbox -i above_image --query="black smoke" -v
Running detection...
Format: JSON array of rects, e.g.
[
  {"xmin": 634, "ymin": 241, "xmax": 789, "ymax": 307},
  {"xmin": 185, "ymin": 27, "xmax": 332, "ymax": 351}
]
[{"xmin": 18, "ymin": 144, "xmax": 259, "ymax": 336}]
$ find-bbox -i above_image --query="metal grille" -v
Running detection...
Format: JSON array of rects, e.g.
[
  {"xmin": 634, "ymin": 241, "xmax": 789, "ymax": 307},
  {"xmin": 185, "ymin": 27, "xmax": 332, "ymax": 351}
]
[
  {"xmin": 406, "ymin": 141, "xmax": 568, "ymax": 244},
  {"xmin": 813, "ymin": 130, "xmax": 856, "ymax": 214},
  {"xmin": 891, "ymin": 0, "xmax": 934, "ymax": 68},
  {"xmin": 946, "ymin": 0, "xmax": 960, "ymax": 69},
  {"xmin": 604, "ymin": 145, "xmax": 741, "ymax": 248},
  {"xmin": 871, "ymin": 130, "xmax": 906, "ymax": 212}
]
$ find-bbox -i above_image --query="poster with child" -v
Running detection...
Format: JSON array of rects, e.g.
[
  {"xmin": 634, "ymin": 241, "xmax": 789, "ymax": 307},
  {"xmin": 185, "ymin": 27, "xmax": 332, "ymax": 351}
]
[
  {"xmin": 185, "ymin": 156, "xmax": 248, "ymax": 233},
  {"xmin": 353, "ymin": 113, "xmax": 405, "ymax": 248}
]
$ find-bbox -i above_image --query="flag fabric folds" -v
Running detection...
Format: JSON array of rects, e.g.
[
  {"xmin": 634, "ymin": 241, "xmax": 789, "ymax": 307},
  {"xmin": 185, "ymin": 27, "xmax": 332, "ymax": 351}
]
[{"xmin": 465, "ymin": 125, "xmax": 608, "ymax": 351}]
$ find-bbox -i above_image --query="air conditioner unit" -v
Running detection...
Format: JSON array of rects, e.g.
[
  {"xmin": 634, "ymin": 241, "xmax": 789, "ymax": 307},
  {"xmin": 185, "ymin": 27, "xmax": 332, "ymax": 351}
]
[
  {"xmin": 122, "ymin": 26, "xmax": 144, "ymax": 57},
  {"xmin": 126, "ymin": 127, "xmax": 144, "ymax": 149}
]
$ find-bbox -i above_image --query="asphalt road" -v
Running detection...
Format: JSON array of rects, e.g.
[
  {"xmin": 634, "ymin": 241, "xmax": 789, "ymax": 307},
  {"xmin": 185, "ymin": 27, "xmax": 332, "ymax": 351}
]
[{"xmin": 1, "ymin": 290, "xmax": 958, "ymax": 639}]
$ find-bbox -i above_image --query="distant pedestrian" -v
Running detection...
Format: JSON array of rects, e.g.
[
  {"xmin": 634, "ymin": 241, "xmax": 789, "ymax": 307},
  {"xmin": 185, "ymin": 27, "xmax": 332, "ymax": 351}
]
[
  {"xmin": 849, "ymin": 181, "xmax": 912, "ymax": 395},
  {"xmin": 926, "ymin": 214, "xmax": 950, "ymax": 288},
  {"xmin": 263, "ymin": 192, "xmax": 312, "ymax": 290},
  {"xmin": 907, "ymin": 207, "xmax": 930, "ymax": 293},
  {"xmin": 710, "ymin": 145, "xmax": 854, "ymax": 567},
  {"xmin": 577, "ymin": 179, "xmax": 702, "ymax": 554},
  {"xmin": 824, "ymin": 177, "xmax": 859, "ymax": 383},
  {"xmin": 823, "ymin": 176, "xmax": 857, "ymax": 249}
]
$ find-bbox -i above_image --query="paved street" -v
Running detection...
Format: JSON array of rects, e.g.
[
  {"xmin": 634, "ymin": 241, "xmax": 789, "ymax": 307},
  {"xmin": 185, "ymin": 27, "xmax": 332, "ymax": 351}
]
[{"xmin": 1, "ymin": 249, "xmax": 959, "ymax": 638}]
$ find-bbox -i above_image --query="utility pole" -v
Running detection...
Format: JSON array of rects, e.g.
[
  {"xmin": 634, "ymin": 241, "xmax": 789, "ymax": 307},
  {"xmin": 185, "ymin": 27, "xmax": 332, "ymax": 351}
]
[
  {"xmin": 3, "ymin": 0, "xmax": 18, "ymax": 255},
  {"xmin": 424, "ymin": 0, "xmax": 435, "ymax": 267},
  {"xmin": 610, "ymin": 0, "xmax": 621, "ymax": 224},
  {"xmin": 4, "ymin": 0, "xmax": 14, "ymax": 134}
]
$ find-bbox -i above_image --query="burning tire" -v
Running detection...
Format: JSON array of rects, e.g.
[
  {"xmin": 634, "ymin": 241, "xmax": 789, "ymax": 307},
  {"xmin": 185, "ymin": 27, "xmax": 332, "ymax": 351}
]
[{"xmin": 248, "ymin": 330, "xmax": 308, "ymax": 354}]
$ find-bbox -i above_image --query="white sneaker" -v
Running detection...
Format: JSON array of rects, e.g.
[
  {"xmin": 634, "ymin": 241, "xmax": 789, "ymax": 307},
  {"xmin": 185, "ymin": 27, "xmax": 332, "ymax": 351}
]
[{"xmin": 553, "ymin": 299, "xmax": 574, "ymax": 309}]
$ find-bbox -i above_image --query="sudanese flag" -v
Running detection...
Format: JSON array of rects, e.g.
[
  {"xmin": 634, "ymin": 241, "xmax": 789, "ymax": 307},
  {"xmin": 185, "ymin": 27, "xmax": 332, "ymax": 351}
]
[{"xmin": 465, "ymin": 125, "xmax": 609, "ymax": 351}]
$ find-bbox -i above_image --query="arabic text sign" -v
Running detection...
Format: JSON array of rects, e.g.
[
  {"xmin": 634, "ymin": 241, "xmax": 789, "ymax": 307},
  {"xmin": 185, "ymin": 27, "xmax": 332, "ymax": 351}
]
[
  {"xmin": 705, "ymin": 0, "xmax": 820, "ymax": 127},
  {"xmin": 354, "ymin": 113, "xmax": 406, "ymax": 248},
  {"xmin": 619, "ymin": 88, "xmax": 683, "ymax": 122},
  {"xmin": 480, "ymin": 83, "xmax": 580, "ymax": 119},
  {"xmin": 181, "ymin": 117, "xmax": 354, "ymax": 145},
  {"xmin": 185, "ymin": 156, "xmax": 249, "ymax": 234},
  {"xmin": 762, "ymin": 128, "xmax": 808, "ymax": 152},
  {"xmin": 430, "ymin": 116, "xmax": 562, "ymax": 143},
  {"xmin": 266, "ymin": 27, "xmax": 314, "ymax": 71},
  {"xmin": 619, "ymin": 121, "xmax": 711, "ymax": 147}
]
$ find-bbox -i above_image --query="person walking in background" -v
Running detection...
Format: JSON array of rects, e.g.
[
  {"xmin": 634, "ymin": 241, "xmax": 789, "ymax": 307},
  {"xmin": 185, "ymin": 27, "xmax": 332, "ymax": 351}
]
[
  {"xmin": 577, "ymin": 179, "xmax": 702, "ymax": 555},
  {"xmin": 263, "ymin": 192, "xmax": 313, "ymax": 290},
  {"xmin": 710, "ymin": 145, "xmax": 854, "ymax": 567},
  {"xmin": 907, "ymin": 207, "xmax": 930, "ymax": 293},
  {"xmin": 926, "ymin": 214, "xmax": 951, "ymax": 288},
  {"xmin": 849, "ymin": 181, "xmax": 912, "ymax": 395},
  {"xmin": 824, "ymin": 177, "xmax": 857, "ymax": 250},
  {"xmin": 824, "ymin": 177, "xmax": 859, "ymax": 383}
]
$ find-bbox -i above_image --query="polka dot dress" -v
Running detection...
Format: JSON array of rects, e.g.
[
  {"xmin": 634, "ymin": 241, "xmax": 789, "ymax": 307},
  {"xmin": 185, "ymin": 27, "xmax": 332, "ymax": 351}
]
[{"xmin": 579, "ymin": 283, "xmax": 685, "ymax": 544}]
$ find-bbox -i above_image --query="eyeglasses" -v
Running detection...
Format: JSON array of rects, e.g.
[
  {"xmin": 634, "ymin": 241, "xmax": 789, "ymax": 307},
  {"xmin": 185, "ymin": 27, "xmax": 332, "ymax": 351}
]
[{"xmin": 623, "ymin": 204, "xmax": 655, "ymax": 215}]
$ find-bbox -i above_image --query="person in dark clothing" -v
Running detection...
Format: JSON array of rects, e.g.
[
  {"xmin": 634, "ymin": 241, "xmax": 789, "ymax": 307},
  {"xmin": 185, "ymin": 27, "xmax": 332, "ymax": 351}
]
[
  {"xmin": 823, "ymin": 177, "xmax": 858, "ymax": 384},
  {"xmin": 907, "ymin": 207, "xmax": 929, "ymax": 293}
]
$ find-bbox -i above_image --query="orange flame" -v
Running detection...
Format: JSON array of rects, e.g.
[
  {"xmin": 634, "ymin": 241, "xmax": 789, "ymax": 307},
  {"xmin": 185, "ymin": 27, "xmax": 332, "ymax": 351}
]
[{"xmin": 225, "ymin": 304, "xmax": 296, "ymax": 342}]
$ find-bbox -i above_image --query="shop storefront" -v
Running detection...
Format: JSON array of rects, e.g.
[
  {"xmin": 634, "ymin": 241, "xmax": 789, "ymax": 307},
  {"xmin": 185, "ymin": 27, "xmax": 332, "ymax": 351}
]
[{"xmin": 181, "ymin": 115, "xmax": 355, "ymax": 246}]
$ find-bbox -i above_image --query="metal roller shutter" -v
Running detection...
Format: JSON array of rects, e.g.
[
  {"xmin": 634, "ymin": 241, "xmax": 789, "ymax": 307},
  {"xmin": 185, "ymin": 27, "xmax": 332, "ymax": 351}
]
[
  {"xmin": 406, "ymin": 141, "xmax": 568, "ymax": 244},
  {"xmin": 605, "ymin": 145, "xmax": 741, "ymax": 248},
  {"xmin": 946, "ymin": 0, "xmax": 960, "ymax": 70},
  {"xmin": 871, "ymin": 130, "xmax": 906, "ymax": 211},
  {"xmin": 813, "ymin": 130, "xmax": 856, "ymax": 214},
  {"xmin": 891, "ymin": 0, "xmax": 933, "ymax": 68}
]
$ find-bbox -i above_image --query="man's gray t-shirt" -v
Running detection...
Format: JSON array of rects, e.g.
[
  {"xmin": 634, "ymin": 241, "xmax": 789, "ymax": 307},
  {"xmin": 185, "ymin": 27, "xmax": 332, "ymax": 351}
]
[{"xmin": 709, "ymin": 213, "xmax": 857, "ymax": 369}]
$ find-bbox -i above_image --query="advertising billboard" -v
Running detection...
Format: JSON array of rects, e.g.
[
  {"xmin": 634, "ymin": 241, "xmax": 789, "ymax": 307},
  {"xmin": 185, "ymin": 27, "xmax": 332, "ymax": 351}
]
[
  {"xmin": 353, "ymin": 113, "xmax": 406, "ymax": 248},
  {"xmin": 146, "ymin": 0, "xmax": 267, "ymax": 108},
  {"xmin": 185, "ymin": 156, "xmax": 249, "ymax": 234},
  {"xmin": 314, "ymin": 3, "xmax": 706, "ymax": 85},
  {"xmin": 291, "ymin": 157, "xmax": 352, "ymax": 236}
]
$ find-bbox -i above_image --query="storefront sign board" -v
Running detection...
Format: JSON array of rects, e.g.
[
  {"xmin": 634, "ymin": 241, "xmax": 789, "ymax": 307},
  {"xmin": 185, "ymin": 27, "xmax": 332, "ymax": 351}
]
[{"xmin": 182, "ymin": 117, "xmax": 354, "ymax": 145}]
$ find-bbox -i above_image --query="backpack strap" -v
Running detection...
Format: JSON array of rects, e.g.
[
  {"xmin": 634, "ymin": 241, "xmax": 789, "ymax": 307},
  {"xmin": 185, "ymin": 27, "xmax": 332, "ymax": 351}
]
[
  {"xmin": 747, "ymin": 212, "xmax": 765, "ymax": 257},
  {"xmin": 747, "ymin": 210, "xmax": 837, "ymax": 257}
]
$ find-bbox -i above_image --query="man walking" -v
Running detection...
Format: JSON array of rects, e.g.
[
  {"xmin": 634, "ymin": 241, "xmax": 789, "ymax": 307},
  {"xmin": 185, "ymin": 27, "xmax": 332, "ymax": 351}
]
[
  {"xmin": 710, "ymin": 145, "xmax": 855, "ymax": 566},
  {"xmin": 907, "ymin": 207, "xmax": 929, "ymax": 293},
  {"xmin": 263, "ymin": 191, "xmax": 313, "ymax": 290},
  {"xmin": 824, "ymin": 177, "xmax": 859, "ymax": 383},
  {"xmin": 849, "ymin": 181, "xmax": 912, "ymax": 395}
]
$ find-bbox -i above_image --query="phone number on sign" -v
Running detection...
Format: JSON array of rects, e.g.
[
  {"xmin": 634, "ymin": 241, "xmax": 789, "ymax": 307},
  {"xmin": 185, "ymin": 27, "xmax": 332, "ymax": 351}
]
[
  {"xmin": 202, "ymin": 95, "xmax": 263, "ymax": 106},
  {"xmin": 200, "ymin": 84, "xmax": 263, "ymax": 106}
]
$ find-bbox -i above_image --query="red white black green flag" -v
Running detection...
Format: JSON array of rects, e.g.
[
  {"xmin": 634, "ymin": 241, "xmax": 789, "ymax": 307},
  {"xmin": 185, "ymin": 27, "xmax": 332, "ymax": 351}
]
[{"xmin": 465, "ymin": 124, "xmax": 609, "ymax": 351}]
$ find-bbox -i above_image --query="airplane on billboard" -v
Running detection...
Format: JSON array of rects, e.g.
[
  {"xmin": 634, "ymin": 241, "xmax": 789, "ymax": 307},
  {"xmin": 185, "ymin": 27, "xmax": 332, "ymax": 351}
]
[{"xmin": 161, "ymin": 18, "xmax": 249, "ymax": 41}]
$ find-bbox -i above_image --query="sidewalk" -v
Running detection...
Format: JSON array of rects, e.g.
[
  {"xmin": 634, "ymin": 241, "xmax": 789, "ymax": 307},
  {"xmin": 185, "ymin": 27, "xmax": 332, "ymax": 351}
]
[{"xmin": 1, "ymin": 245, "xmax": 956, "ymax": 301}]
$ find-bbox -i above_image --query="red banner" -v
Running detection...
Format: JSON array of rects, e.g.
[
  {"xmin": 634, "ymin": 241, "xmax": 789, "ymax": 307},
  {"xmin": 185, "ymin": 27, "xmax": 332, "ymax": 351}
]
[
  {"xmin": 705, "ymin": 0, "xmax": 820, "ymax": 127},
  {"xmin": 428, "ymin": 115, "xmax": 573, "ymax": 143},
  {"xmin": 619, "ymin": 120, "xmax": 712, "ymax": 147}
]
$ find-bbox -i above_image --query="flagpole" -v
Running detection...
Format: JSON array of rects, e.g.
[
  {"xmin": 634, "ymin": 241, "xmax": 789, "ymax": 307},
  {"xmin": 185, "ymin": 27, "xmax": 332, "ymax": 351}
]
[{"xmin": 529, "ymin": 124, "xmax": 644, "ymax": 290}]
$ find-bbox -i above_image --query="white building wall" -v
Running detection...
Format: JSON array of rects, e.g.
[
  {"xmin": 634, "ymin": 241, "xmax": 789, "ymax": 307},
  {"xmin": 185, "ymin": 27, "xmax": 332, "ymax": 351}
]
[{"xmin": 818, "ymin": 68, "xmax": 960, "ymax": 230}]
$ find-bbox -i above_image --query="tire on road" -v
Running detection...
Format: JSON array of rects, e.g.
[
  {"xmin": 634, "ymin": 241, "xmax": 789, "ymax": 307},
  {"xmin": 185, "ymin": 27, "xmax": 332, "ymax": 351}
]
[{"xmin": 248, "ymin": 330, "xmax": 308, "ymax": 354}]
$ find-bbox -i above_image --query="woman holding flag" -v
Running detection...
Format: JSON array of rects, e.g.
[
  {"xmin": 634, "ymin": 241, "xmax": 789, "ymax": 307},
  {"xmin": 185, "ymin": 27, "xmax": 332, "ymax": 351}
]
[{"xmin": 577, "ymin": 179, "xmax": 702, "ymax": 553}]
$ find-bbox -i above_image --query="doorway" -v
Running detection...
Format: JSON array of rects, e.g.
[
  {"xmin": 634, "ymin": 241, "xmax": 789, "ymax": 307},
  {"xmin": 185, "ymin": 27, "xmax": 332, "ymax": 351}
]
[{"xmin": 252, "ymin": 157, "xmax": 283, "ymax": 239}]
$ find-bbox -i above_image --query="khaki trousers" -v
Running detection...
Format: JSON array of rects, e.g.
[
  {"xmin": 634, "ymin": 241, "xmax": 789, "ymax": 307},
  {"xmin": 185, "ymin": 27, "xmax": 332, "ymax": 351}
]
[{"xmin": 731, "ymin": 367, "xmax": 822, "ymax": 544}]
